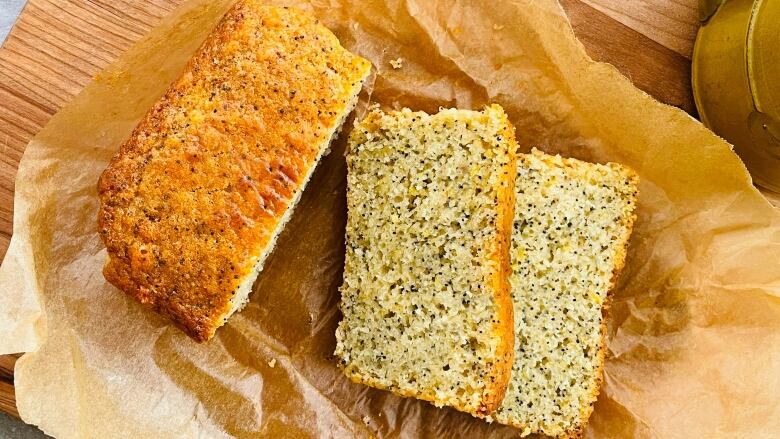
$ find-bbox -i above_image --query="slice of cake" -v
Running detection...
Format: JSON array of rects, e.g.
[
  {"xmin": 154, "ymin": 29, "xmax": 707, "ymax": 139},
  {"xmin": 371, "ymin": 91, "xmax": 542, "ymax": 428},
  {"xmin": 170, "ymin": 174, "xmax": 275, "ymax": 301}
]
[
  {"xmin": 492, "ymin": 149, "xmax": 638, "ymax": 437},
  {"xmin": 97, "ymin": 2, "xmax": 372, "ymax": 342},
  {"xmin": 335, "ymin": 105, "xmax": 518, "ymax": 416}
]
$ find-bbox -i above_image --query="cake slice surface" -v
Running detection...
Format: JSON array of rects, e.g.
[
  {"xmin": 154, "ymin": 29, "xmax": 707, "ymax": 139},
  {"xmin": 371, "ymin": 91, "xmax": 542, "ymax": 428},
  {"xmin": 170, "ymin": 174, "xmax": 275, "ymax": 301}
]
[
  {"xmin": 335, "ymin": 105, "xmax": 518, "ymax": 416},
  {"xmin": 492, "ymin": 149, "xmax": 638, "ymax": 437}
]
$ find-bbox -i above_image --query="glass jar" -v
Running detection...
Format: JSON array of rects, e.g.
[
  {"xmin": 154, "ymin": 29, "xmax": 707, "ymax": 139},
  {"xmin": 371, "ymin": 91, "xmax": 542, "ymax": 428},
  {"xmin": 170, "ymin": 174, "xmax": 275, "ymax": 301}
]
[{"xmin": 693, "ymin": 0, "xmax": 780, "ymax": 193}]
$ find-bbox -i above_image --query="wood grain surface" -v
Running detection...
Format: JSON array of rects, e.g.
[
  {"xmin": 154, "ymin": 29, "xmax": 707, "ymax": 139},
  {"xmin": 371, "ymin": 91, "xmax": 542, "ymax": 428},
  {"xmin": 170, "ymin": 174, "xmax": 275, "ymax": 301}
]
[
  {"xmin": 582, "ymin": 0, "xmax": 699, "ymax": 56},
  {"xmin": 0, "ymin": 0, "xmax": 698, "ymax": 419},
  {"xmin": 0, "ymin": 354, "xmax": 18, "ymax": 417}
]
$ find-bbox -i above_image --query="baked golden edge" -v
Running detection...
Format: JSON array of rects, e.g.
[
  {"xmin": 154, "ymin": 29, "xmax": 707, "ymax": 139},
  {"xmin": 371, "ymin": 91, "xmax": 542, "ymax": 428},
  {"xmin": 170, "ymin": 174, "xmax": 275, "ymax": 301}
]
[{"xmin": 478, "ymin": 106, "xmax": 518, "ymax": 416}]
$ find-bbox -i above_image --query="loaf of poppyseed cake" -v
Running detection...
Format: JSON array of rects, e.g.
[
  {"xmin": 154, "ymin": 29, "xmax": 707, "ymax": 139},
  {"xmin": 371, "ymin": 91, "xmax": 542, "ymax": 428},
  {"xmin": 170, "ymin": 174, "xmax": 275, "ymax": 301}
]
[
  {"xmin": 491, "ymin": 149, "xmax": 638, "ymax": 437},
  {"xmin": 97, "ymin": 2, "xmax": 371, "ymax": 342},
  {"xmin": 335, "ymin": 105, "xmax": 518, "ymax": 417}
]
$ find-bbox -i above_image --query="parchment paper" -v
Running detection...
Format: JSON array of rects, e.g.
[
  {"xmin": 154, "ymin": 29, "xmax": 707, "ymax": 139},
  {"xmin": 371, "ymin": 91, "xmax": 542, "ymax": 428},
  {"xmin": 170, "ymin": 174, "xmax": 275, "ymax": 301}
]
[{"xmin": 1, "ymin": 0, "xmax": 779, "ymax": 437}]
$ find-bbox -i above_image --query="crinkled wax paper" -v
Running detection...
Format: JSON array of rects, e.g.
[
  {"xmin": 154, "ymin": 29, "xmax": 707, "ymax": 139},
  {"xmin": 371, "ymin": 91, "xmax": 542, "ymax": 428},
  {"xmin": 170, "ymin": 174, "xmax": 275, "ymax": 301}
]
[{"xmin": 1, "ymin": 0, "xmax": 779, "ymax": 437}]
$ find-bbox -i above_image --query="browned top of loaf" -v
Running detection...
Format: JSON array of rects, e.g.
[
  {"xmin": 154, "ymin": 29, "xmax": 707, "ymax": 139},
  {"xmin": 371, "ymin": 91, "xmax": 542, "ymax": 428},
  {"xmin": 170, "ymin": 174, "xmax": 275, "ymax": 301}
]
[{"xmin": 97, "ymin": 1, "xmax": 371, "ymax": 342}]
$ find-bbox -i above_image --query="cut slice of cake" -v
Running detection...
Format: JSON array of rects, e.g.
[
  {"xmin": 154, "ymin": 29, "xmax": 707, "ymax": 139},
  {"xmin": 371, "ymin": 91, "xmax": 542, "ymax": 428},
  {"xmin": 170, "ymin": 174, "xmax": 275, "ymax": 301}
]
[
  {"xmin": 335, "ymin": 105, "xmax": 518, "ymax": 416},
  {"xmin": 97, "ymin": 2, "xmax": 372, "ymax": 342},
  {"xmin": 492, "ymin": 149, "xmax": 638, "ymax": 437}
]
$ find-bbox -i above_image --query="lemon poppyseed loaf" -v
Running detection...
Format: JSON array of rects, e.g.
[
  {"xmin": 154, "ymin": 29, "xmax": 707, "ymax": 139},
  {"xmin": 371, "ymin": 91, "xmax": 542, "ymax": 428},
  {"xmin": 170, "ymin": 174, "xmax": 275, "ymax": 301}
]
[
  {"xmin": 492, "ymin": 149, "xmax": 638, "ymax": 437},
  {"xmin": 97, "ymin": 2, "xmax": 371, "ymax": 342},
  {"xmin": 335, "ymin": 105, "xmax": 518, "ymax": 416}
]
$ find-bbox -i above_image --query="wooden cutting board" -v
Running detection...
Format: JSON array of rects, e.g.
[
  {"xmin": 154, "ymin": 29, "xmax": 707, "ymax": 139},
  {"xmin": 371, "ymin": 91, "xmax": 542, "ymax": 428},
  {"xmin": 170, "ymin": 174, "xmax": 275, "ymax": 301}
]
[{"xmin": 0, "ymin": 0, "xmax": 699, "ymax": 419}]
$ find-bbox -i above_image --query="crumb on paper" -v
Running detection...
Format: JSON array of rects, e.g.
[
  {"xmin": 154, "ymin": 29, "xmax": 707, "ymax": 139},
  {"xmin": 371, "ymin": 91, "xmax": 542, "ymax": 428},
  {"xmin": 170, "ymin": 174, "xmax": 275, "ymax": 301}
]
[
  {"xmin": 493, "ymin": 24, "xmax": 504, "ymax": 30},
  {"xmin": 268, "ymin": 358, "xmax": 276, "ymax": 368},
  {"xmin": 389, "ymin": 58, "xmax": 403, "ymax": 69}
]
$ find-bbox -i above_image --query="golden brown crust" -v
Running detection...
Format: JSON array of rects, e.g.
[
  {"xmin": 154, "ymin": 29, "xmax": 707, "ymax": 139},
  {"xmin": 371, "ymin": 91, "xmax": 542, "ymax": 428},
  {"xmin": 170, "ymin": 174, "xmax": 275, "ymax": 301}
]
[
  {"xmin": 480, "ymin": 108, "xmax": 519, "ymax": 415},
  {"xmin": 97, "ymin": 1, "xmax": 371, "ymax": 342},
  {"xmin": 339, "ymin": 371, "xmax": 464, "ymax": 412}
]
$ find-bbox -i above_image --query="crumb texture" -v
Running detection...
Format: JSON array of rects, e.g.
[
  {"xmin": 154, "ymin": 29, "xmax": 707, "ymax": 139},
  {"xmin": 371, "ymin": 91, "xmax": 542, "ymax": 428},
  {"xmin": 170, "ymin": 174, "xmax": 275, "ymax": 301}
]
[
  {"xmin": 335, "ymin": 105, "xmax": 517, "ymax": 415},
  {"xmin": 97, "ymin": 1, "xmax": 371, "ymax": 342},
  {"xmin": 492, "ymin": 149, "xmax": 638, "ymax": 437}
]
